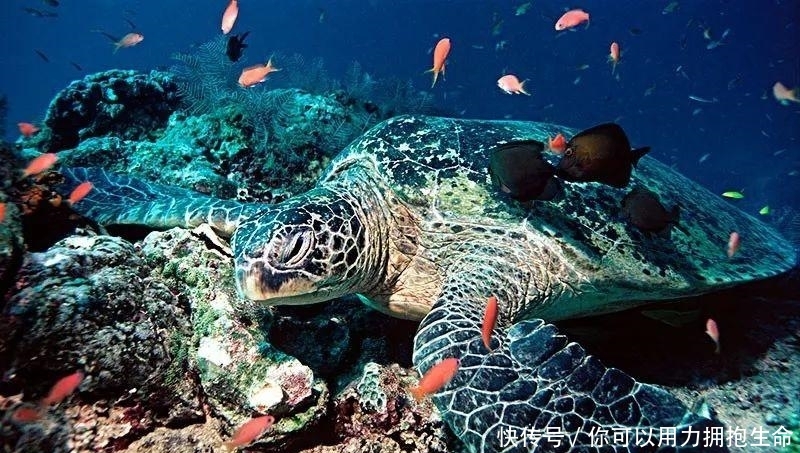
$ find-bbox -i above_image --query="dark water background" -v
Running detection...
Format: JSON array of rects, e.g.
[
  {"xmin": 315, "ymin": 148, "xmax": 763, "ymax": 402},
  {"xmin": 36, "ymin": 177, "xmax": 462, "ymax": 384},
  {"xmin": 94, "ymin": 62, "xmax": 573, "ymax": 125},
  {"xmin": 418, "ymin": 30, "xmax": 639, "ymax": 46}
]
[{"xmin": 1, "ymin": 0, "xmax": 798, "ymax": 216}]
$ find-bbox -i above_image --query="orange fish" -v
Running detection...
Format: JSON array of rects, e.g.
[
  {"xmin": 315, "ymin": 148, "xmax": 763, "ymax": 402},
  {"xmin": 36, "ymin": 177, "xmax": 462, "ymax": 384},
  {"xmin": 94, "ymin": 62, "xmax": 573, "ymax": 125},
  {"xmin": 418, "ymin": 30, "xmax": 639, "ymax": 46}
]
[
  {"xmin": 410, "ymin": 357, "xmax": 459, "ymax": 401},
  {"xmin": 426, "ymin": 38, "xmax": 451, "ymax": 88},
  {"xmin": 555, "ymin": 9, "xmax": 590, "ymax": 31},
  {"xmin": 221, "ymin": 0, "xmax": 239, "ymax": 35},
  {"xmin": 18, "ymin": 122, "xmax": 40, "ymax": 137},
  {"xmin": 238, "ymin": 58, "xmax": 281, "ymax": 88},
  {"xmin": 224, "ymin": 415, "xmax": 275, "ymax": 450},
  {"xmin": 727, "ymin": 231, "xmax": 740, "ymax": 258},
  {"xmin": 496, "ymin": 74, "xmax": 530, "ymax": 95},
  {"xmin": 482, "ymin": 296, "xmax": 499, "ymax": 351},
  {"xmin": 22, "ymin": 153, "xmax": 58, "ymax": 178},
  {"xmin": 609, "ymin": 42, "xmax": 620, "ymax": 74},
  {"xmin": 0, "ymin": 202, "xmax": 5, "ymax": 223},
  {"xmin": 773, "ymin": 81, "xmax": 800, "ymax": 105},
  {"xmin": 68, "ymin": 181, "xmax": 93, "ymax": 205},
  {"xmin": 12, "ymin": 405, "xmax": 43, "ymax": 423},
  {"xmin": 41, "ymin": 371, "xmax": 84, "ymax": 406},
  {"xmin": 548, "ymin": 133, "xmax": 567, "ymax": 154},
  {"xmin": 114, "ymin": 33, "xmax": 144, "ymax": 53},
  {"xmin": 705, "ymin": 318, "xmax": 720, "ymax": 354}
]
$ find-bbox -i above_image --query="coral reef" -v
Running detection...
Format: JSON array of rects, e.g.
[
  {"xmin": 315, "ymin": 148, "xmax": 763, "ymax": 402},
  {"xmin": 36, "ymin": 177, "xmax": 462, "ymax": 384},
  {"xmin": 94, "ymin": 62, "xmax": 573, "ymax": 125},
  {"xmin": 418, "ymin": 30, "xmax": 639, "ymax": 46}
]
[
  {"xmin": 169, "ymin": 38, "xmax": 437, "ymax": 198},
  {"xmin": 0, "ymin": 142, "xmax": 24, "ymax": 294},
  {"xmin": 138, "ymin": 228, "xmax": 330, "ymax": 450},
  {"xmin": 30, "ymin": 69, "xmax": 181, "ymax": 153},
  {"xmin": 0, "ymin": 233, "xmax": 200, "ymax": 452},
  {"xmin": 298, "ymin": 363, "xmax": 450, "ymax": 453},
  {"xmin": 268, "ymin": 296, "xmax": 419, "ymax": 391},
  {"xmin": 43, "ymin": 105, "xmax": 250, "ymax": 199}
]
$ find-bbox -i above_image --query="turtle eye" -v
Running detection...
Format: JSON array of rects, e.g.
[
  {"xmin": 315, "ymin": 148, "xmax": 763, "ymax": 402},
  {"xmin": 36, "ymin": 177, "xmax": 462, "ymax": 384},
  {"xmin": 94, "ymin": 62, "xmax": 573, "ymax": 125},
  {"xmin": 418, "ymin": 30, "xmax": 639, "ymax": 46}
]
[{"xmin": 279, "ymin": 230, "xmax": 315, "ymax": 267}]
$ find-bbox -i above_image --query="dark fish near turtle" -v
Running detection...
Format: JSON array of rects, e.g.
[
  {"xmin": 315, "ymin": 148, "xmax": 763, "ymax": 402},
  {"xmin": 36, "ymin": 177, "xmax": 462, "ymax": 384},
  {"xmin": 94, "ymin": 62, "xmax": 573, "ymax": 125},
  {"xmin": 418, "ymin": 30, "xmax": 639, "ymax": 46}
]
[
  {"xmin": 489, "ymin": 140, "xmax": 561, "ymax": 202},
  {"xmin": 226, "ymin": 32, "xmax": 250, "ymax": 62},
  {"xmin": 557, "ymin": 122, "xmax": 650, "ymax": 188},
  {"xmin": 621, "ymin": 187, "xmax": 680, "ymax": 237}
]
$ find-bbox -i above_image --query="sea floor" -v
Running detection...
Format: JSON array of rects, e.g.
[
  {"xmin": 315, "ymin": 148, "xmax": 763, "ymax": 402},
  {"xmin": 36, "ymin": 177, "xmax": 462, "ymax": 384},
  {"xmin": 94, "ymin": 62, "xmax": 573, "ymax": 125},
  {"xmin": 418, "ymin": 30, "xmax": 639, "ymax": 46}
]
[{"xmin": 123, "ymin": 283, "xmax": 800, "ymax": 453}]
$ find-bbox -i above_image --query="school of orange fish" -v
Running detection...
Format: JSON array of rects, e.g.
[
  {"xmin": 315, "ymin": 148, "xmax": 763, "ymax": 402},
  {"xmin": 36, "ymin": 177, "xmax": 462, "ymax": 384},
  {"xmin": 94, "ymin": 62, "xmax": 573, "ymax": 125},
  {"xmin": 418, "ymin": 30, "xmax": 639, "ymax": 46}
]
[{"xmin": 5, "ymin": 2, "xmax": 796, "ymax": 450}]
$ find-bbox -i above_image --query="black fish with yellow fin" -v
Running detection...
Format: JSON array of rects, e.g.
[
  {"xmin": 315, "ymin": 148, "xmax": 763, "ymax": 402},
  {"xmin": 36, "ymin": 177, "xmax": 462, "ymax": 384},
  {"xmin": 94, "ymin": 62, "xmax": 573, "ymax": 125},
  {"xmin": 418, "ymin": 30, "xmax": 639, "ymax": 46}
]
[
  {"xmin": 489, "ymin": 140, "xmax": 561, "ymax": 202},
  {"xmin": 621, "ymin": 187, "xmax": 680, "ymax": 237},
  {"xmin": 557, "ymin": 123, "xmax": 650, "ymax": 188}
]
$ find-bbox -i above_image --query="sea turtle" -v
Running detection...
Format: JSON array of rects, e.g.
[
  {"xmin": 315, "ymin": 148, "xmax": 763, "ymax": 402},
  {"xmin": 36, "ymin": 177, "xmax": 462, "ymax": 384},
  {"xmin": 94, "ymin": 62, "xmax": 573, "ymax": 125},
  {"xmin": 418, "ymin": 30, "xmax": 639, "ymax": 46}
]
[{"xmin": 59, "ymin": 115, "xmax": 795, "ymax": 452}]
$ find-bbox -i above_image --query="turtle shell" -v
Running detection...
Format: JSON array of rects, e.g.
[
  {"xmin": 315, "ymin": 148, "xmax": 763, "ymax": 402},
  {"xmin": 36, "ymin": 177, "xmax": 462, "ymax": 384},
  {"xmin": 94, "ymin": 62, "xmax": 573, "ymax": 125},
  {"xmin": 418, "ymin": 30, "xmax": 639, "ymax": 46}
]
[{"xmin": 321, "ymin": 115, "xmax": 795, "ymax": 319}]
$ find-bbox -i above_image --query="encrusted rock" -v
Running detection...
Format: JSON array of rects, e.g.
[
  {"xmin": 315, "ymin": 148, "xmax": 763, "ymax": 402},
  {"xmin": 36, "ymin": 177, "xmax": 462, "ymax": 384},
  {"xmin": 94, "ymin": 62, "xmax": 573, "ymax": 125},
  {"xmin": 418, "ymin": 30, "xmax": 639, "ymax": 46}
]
[
  {"xmin": 139, "ymin": 228, "xmax": 329, "ymax": 449},
  {"xmin": 0, "ymin": 232, "xmax": 200, "ymax": 451},
  {"xmin": 34, "ymin": 69, "xmax": 181, "ymax": 152},
  {"xmin": 303, "ymin": 362, "xmax": 449, "ymax": 453}
]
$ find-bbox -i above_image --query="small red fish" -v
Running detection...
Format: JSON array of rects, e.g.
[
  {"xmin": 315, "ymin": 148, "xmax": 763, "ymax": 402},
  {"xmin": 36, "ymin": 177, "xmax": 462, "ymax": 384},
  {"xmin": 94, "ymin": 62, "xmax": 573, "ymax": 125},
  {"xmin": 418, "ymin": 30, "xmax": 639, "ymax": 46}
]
[
  {"xmin": 0, "ymin": 202, "xmax": 5, "ymax": 223},
  {"xmin": 238, "ymin": 58, "xmax": 281, "ymax": 88},
  {"xmin": 12, "ymin": 405, "xmax": 42, "ymax": 423},
  {"xmin": 609, "ymin": 42, "xmax": 620, "ymax": 74},
  {"xmin": 773, "ymin": 81, "xmax": 800, "ymax": 105},
  {"xmin": 410, "ymin": 357, "xmax": 459, "ymax": 401},
  {"xmin": 427, "ymin": 38, "xmax": 451, "ymax": 88},
  {"xmin": 555, "ymin": 9, "xmax": 590, "ymax": 31},
  {"xmin": 221, "ymin": 0, "xmax": 239, "ymax": 35},
  {"xmin": 18, "ymin": 122, "xmax": 40, "ymax": 137},
  {"xmin": 497, "ymin": 74, "xmax": 530, "ymax": 95},
  {"xmin": 482, "ymin": 296, "xmax": 499, "ymax": 351},
  {"xmin": 727, "ymin": 231, "xmax": 740, "ymax": 258},
  {"xmin": 41, "ymin": 371, "xmax": 84, "ymax": 406},
  {"xmin": 224, "ymin": 415, "xmax": 275, "ymax": 450},
  {"xmin": 705, "ymin": 318, "xmax": 720, "ymax": 354},
  {"xmin": 68, "ymin": 181, "xmax": 93, "ymax": 205},
  {"xmin": 548, "ymin": 133, "xmax": 567, "ymax": 154},
  {"xmin": 22, "ymin": 153, "xmax": 58, "ymax": 178},
  {"xmin": 113, "ymin": 33, "xmax": 144, "ymax": 53}
]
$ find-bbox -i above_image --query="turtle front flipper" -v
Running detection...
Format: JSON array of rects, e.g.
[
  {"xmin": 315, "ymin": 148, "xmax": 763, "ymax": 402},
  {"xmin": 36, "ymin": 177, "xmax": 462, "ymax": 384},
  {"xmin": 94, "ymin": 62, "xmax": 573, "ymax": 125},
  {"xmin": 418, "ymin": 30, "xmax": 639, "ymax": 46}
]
[
  {"xmin": 413, "ymin": 272, "xmax": 726, "ymax": 453},
  {"xmin": 59, "ymin": 167, "xmax": 261, "ymax": 237}
]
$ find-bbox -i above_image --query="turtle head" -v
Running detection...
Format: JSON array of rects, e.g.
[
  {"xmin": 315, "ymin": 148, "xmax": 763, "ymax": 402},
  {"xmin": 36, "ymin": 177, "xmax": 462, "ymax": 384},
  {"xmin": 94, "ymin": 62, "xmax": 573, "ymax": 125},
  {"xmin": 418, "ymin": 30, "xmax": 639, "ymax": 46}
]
[{"xmin": 232, "ymin": 189, "xmax": 371, "ymax": 305}]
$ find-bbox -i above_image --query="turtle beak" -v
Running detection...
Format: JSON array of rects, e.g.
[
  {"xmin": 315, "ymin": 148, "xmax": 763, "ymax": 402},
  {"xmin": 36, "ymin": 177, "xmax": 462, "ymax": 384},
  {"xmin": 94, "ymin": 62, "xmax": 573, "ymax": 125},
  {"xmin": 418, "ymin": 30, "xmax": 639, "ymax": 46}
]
[{"xmin": 235, "ymin": 261, "xmax": 316, "ymax": 302}]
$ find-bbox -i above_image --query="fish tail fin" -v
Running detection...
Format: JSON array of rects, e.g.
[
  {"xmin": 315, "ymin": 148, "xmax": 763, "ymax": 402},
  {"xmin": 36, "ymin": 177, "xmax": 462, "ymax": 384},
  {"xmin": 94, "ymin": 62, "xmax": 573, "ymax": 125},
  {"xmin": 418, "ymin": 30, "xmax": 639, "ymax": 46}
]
[
  {"xmin": 631, "ymin": 146, "xmax": 651, "ymax": 166},
  {"xmin": 520, "ymin": 80, "xmax": 531, "ymax": 95},
  {"xmin": 266, "ymin": 54, "xmax": 280, "ymax": 70},
  {"xmin": 112, "ymin": 43, "xmax": 121, "ymax": 54},
  {"xmin": 482, "ymin": 335, "xmax": 493, "ymax": 351},
  {"xmin": 429, "ymin": 69, "xmax": 439, "ymax": 88}
]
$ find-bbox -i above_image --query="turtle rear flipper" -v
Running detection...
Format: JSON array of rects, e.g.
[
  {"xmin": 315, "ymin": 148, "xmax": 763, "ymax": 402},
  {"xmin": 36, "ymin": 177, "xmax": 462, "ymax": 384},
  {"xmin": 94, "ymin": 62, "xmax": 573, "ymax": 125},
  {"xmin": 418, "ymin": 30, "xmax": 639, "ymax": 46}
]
[
  {"xmin": 59, "ymin": 167, "xmax": 260, "ymax": 237},
  {"xmin": 413, "ymin": 274, "xmax": 727, "ymax": 452}
]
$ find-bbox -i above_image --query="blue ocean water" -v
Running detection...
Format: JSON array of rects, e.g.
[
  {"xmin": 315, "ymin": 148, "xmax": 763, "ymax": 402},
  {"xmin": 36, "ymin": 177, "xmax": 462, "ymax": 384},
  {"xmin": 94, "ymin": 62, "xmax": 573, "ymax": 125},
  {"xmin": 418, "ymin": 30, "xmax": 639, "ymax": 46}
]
[{"xmin": 1, "ymin": 0, "xmax": 798, "ymax": 214}]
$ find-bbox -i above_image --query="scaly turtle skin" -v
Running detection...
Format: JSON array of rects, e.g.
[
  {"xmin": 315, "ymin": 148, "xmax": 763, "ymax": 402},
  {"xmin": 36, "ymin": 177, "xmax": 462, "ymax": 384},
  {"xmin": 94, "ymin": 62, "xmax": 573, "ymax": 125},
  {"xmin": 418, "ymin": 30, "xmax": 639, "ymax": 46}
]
[{"xmin": 61, "ymin": 115, "xmax": 795, "ymax": 452}]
